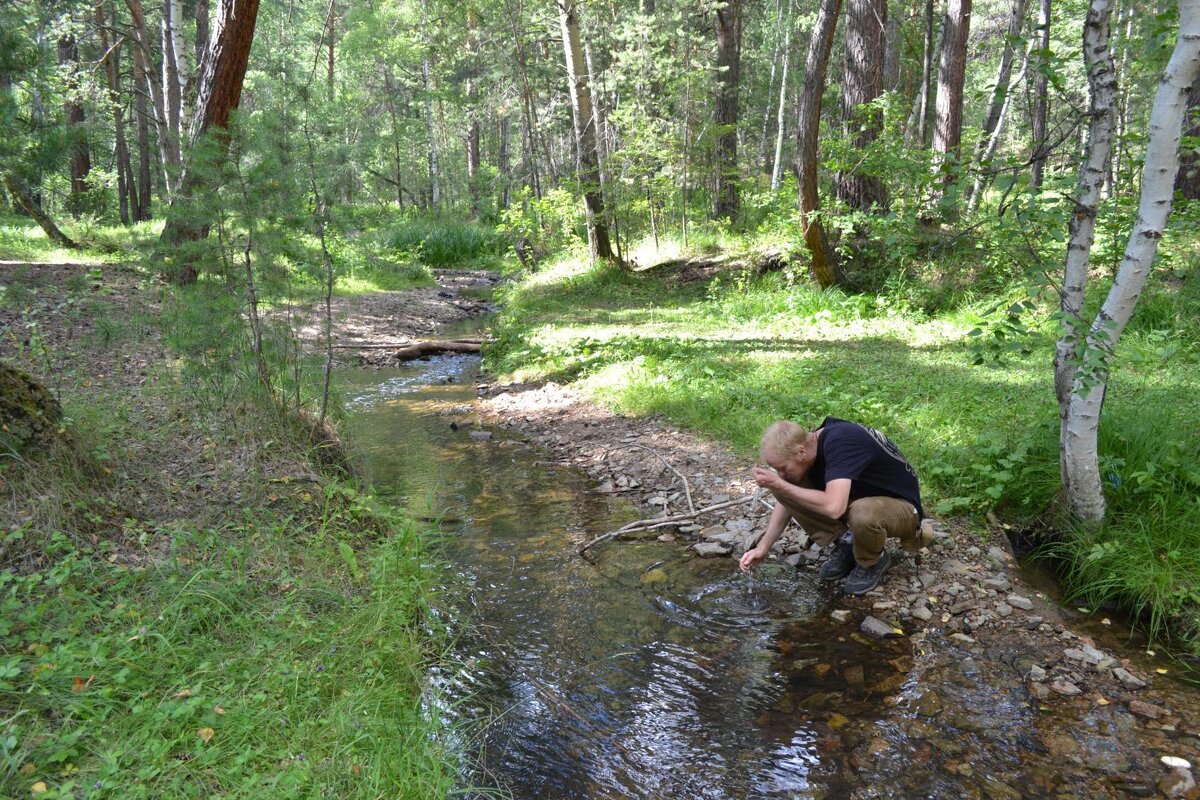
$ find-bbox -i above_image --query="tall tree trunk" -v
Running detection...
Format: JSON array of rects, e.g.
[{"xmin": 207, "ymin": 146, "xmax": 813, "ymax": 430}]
[
  {"xmin": 159, "ymin": 0, "xmax": 262, "ymax": 281},
  {"xmin": 558, "ymin": 0, "xmax": 617, "ymax": 262},
  {"xmin": 883, "ymin": 3, "xmax": 901, "ymax": 92},
  {"xmin": 57, "ymin": 33, "xmax": 91, "ymax": 216},
  {"xmin": 759, "ymin": 0, "xmax": 787, "ymax": 173},
  {"xmin": 835, "ymin": 0, "xmax": 888, "ymax": 211},
  {"xmin": 195, "ymin": 0, "xmax": 210, "ymax": 64},
  {"xmin": 125, "ymin": 0, "xmax": 181, "ymax": 195},
  {"xmin": 95, "ymin": 1, "xmax": 132, "ymax": 224},
  {"xmin": 1060, "ymin": 0, "xmax": 1200, "ymax": 522},
  {"xmin": 1030, "ymin": 0, "xmax": 1051, "ymax": 188},
  {"xmin": 133, "ymin": 43, "xmax": 153, "ymax": 220},
  {"xmin": 796, "ymin": 0, "xmax": 842, "ymax": 287},
  {"xmin": 325, "ymin": 0, "xmax": 336, "ymax": 103},
  {"xmin": 382, "ymin": 67, "xmax": 405, "ymax": 208},
  {"xmin": 499, "ymin": 115, "xmax": 511, "ymax": 209},
  {"xmin": 712, "ymin": 0, "xmax": 743, "ymax": 220},
  {"xmin": 963, "ymin": 0, "xmax": 1028, "ymax": 209},
  {"xmin": 3, "ymin": 176, "xmax": 80, "ymax": 249},
  {"xmin": 1174, "ymin": 82, "xmax": 1200, "ymax": 200},
  {"xmin": 966, "ymin": 46, "xmax": 1030, "ymax": 214},
  {"xmin": 162, "ymin": 0, "xmax": 183, "ymax": 138},
  {"xmin": 908, "ymin": 0, "xmax": 937, "ymax": 145},
  {"xmin": 1110, "ymin": 4, "xmax": 1133, "ymax": 196},
  {"xmin": 465, "ymin": 9, "xmax": 481, "ymax": 218},
  {"xmin": 931, "ymin": 0, "xmax": 972, "ymax": 209},
  {"xmin": 770, "ymin": 12, "xmax": 795, "ymax": 191}
]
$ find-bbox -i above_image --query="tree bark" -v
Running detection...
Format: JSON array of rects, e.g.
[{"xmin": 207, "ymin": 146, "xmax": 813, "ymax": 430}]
[
  {"xmin": 1030, "ymin": 0, "xmax": 1051, "ymax": 188},
  {"xmin": 465, "ymin": 8, "xmax": 481, "ymax": 218},
  {"xmin": 158, "ymin": 0, "xmax": 262, "ymax": 279},
  {"xmin": 125, "ymin": 0, "xmax": 181, "ymax": 195},
  {"xmin": 3, "ymin": 175, "xmax": 80, "ymax": 249},
  {"xmin": 908, "ymin": 0, "xmax": 937, "ymax": 146},
  {"xmin": 963, "ymin": 0, "xmax": 1027, "ymax": 209},
  {"xmin": 883, "ymin": 3, "xmax": 901, "ymax": 92},
  {"xmin": 835, "ymin": 0, "xmax": 888, "ymax": 211},
  {"xmin": 1060, "ymin": 0, "xmax": 1200, "ymax": 522},
  {"xmin": 133, "ymin": 42, "xmax": 153, "ymax": 220},
  {"xmin": 95, "ymin": 2, "xmax": 133, "ymax": 224},
  {"xmin": 56, "ymin": 33, "xmax": 91, "ymax": 215},
  {"xmin": 795, "ymin": 0, "xmax": 842, "ymax": 287},
  {"xmin": 759, "ymin": 0, "xmax": 788, "ymax": 173},
  {"xmin": 1174, "ymin": 81, "xmax": 1200, "ymax": 200},
  {"xmin": 196, "ymin": 0, "xmax": 210, "ymax": 64},
  {"xmin": 162, "ymin": 0, "xmax": 184, "ymax": 139},
  {"xmin": 770, "ymin": 10, "xmax": 795, "ymax": 191},
  {"xmin": 713, "ymin": 0, "xmax": 744, "ymax": 220},
  {"xmin": 932, "ymin": 0, "xmax": 972, "ymax": 200},
  {"xmin": 558, "ymin": 0, "xmax": 617, "ymax": 262}
]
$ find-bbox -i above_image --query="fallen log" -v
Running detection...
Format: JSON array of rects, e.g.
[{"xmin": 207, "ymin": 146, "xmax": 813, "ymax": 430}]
[{"xmin": 349, "ymin": 340, "xmax": 483, "ymax": 362}]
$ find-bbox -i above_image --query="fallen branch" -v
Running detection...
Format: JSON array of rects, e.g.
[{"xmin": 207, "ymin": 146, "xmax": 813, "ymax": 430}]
[
  {"xmin": 578, "ymin": 493, "xmax": 760, "ymax": 555},
  {"xmin": 604, "ymin": 442, "xmax": 695, "ymax": 514}
]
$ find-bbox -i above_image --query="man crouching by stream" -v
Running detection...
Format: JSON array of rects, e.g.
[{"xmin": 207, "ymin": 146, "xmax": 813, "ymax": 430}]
[{"xmin": 739, "ymin": 419, "xmax": 926, "ymax": 595}]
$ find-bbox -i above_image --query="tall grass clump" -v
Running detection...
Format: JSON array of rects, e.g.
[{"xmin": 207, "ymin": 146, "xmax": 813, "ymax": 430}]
[{"xmin": 382, "ymin": 217, "xmax": 503, "ymax": 268}]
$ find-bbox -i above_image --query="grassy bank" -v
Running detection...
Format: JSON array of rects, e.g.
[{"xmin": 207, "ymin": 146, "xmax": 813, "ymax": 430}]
[
  {"xmin": 1, "ymin": 218, "xmax": 462, "ymax": 797},
  {"xmin": 487, "ymin": 239, "xmax": 1200, "ymax": 646}
]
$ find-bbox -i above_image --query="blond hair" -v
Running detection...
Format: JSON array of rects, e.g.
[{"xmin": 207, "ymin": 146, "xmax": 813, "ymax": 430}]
[{"xmin": 760, "ymin": 420, "xmax": 811, "ymax": 462}]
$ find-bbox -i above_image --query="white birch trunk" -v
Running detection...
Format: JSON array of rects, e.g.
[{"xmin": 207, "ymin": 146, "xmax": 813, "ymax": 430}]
[
  {"xmin": 770, "ymin": 24, "xmax": 792, "ymax": 190},
  {"xmin": 1061, "ymin": 0, "xmax": 1200, "ymax": 522}
]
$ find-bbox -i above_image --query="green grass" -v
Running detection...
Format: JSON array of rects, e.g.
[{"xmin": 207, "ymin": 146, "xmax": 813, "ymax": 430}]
[
  {"xmin": 379, "ymin": 217, "xmax": 505, "ymax": 270},
  {"xmin": 487, "ymin": 246, "xmax": 1200, "ymax": 646},
  {"xmin": 0, "ymin": 502, "xmax": 455, "ymax": 799}
]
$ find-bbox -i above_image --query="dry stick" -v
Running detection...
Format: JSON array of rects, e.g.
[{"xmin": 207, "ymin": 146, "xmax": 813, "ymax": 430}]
[
  {"xmin": 578, "ymin": 494, "xmax": 759, "ymax": 554},
  {"xmin": 603, "ymin": 442, "xmax": 695, "ymax": 514}
]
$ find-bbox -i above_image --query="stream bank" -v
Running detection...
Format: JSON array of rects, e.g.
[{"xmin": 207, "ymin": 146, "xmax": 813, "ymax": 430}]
[{"xmin": 330, "ymin": 268, "xmax": 1200, "ymax": 798}]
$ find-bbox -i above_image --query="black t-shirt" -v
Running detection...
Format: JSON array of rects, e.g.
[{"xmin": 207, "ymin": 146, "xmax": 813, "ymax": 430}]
[{"xmin": 807, "ymin": 417, "xmax": 923, "ymax": 518}]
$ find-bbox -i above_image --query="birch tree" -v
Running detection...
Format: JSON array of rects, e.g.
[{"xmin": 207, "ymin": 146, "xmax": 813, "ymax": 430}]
[
  {"xmin": 558, "ymin": 0, "xmax": 617, "ymax": 262},
  {"xmin": 1057, "ymin": 0, "xmax": 1200, "ymax": 522},
  {"xmin": 963, "ymin": 0, "xmax": 1028, "ymax": 210}
]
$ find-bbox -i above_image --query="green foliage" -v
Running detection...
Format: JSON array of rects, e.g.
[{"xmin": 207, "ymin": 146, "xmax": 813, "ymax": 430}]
[
  {"xmin": 381, "ymin": 215, "xmax": 504, "ymax": 269},
  {"xmin": 0, "ymin": 509, "xmax": 455, "ymax": 798}
]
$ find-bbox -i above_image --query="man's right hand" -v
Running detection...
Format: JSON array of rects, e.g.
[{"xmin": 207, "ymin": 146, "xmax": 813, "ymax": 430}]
[{"xmin": 739, "ymin": 546, "xmax": 766, "ymax": 573}]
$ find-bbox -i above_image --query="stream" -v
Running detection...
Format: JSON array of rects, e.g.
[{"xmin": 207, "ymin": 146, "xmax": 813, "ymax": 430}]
[{"xmin": 340, "ymin": 350, "xmax": 1200, "ymax": 800}]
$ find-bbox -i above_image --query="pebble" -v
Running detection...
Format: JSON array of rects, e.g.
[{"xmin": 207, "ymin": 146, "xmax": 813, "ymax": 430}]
[
  {"xmin": 468, "ymin": 430, "xmax": 493, "ymax": 441},
  {"xmin": 1112, "ymin": 668, "xmax": 1147, "ymax": 690},
  {"xmin": 911, "ymin": 605, "xmax": 933, "ymax": 622},
  {"xmin": 949, "ymin": 633, "xmax": 976, "ymax": 645},
  {"xmin": 861, "ymin": 616, "xmax": 902, "ymax": 639},
  {"xmin": 692, "ymin": 542, "xmax": 731, "ymax": 557},
  {"xmin": 918, "ymin": 572, "xmax": 937, "ymax": 589},
  {"xmin": 1006, "ymin": 594, "xmax": 1034, "ymax": 610},
  {"xmin": 1159, "ymin": 768, "xmax": 1196, "ymax": 798},
  {"xmin": 995, "ymin": 603, "xmax": 1013, "ymax": 618},
  {"xmin": 982, "ymin": 576, "xmax": 1011, "ymax": 592},
  {"xmin": 1129, "ymin": 700, "xmax": 1170, "ymax": 720},
  {"xmin": 831, "ymin": 609, "xmax": 852, "ymax": 623},
  {"xmin": 1050, "ymin": 679, "xmax": 1082, "ymax": 696},
  {"xmin": 1028, "ymin": 664, "xmax": 1047, "ymax": 681}
]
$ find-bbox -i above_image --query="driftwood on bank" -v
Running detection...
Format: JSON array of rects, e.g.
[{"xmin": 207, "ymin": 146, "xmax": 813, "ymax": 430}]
[
  {"xmin": 579, "ymin": 493, "xmax": 761, "ymax": 555},
  {"xmin": 342, "ymin": 339, "xmax": 482, "ymax": 361}
]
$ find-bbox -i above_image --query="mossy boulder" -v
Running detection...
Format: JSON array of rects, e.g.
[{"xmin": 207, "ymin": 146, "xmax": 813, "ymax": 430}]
[{"xmin": 0, "ymin": 361, "xmax": 63, "ymax": 454}]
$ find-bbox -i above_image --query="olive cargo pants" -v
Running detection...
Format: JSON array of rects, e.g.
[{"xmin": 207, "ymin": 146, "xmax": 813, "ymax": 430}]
[{"xmin": 777, "ymin": 489, "xmax": 921, "ymax": 567}]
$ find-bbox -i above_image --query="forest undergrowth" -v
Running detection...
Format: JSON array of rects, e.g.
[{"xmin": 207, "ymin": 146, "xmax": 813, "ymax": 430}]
[
  {"xmin": 487, "ymin": 208, "xmax": 1200, "ymax": 652},
  {"xmin": 0, "ymin": 218, "xmax": 464, "ymax": 799}
]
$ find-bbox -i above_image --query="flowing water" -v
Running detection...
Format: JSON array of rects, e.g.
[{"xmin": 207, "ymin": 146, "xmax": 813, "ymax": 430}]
[{"xmin": 341, "ymin": 353, "xmax": 1200, "ymax": 800}]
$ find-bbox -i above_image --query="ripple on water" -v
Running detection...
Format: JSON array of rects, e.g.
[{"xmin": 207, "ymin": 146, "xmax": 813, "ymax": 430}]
[{"xmin": 344, "ymin": 353, "xmax": 478, "ymax": 410}]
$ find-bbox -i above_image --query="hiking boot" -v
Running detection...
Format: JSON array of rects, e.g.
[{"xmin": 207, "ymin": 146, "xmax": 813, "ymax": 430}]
[
  {"xmin": 818, "ymin": 540, "xmax": 856, "ymax": 581},
  {"xmin": 843, "ymin": 549, "xmax": 893, "ymax": 596}
]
